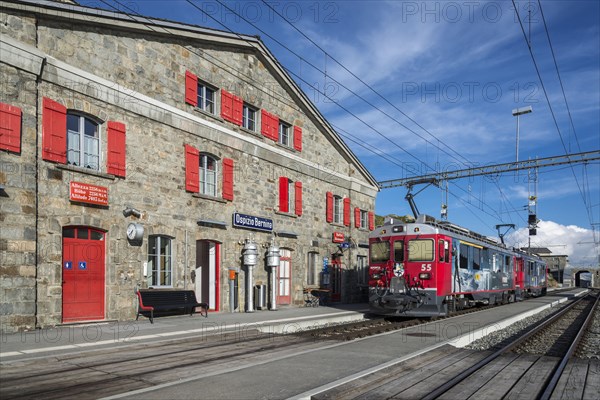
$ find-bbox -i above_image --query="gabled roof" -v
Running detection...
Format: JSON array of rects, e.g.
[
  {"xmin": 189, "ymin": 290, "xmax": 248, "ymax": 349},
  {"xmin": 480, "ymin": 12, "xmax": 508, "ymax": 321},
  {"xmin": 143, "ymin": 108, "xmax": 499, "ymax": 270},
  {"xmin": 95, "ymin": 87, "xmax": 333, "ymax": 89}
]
[{"xmin": 11, "ymin": 0, "xmax": 379, "ymax": 189}]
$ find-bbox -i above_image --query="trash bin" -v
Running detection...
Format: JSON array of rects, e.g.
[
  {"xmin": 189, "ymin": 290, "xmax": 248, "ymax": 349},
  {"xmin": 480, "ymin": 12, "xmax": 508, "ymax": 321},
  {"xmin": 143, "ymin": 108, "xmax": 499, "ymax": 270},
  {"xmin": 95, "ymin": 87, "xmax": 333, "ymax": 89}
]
[{"xmin": 254, "ymin": 284, "xmax": 266, "ymax": 310}]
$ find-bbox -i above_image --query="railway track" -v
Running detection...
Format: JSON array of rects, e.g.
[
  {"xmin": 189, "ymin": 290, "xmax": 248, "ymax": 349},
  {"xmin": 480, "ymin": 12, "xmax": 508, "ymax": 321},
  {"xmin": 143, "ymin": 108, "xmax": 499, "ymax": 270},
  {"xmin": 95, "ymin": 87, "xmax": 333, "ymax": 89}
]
[{"xmin": 312, "ymin": 290, "xmax": 600, "ymax": 400}]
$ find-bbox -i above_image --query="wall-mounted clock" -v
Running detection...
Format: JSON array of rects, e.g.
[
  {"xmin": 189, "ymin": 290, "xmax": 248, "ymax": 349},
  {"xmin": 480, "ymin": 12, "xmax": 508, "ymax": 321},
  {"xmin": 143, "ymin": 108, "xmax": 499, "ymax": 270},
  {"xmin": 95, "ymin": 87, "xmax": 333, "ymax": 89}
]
[{"xmin": 126, "ymin": 222, "xmax": 144, "ymax": 241}]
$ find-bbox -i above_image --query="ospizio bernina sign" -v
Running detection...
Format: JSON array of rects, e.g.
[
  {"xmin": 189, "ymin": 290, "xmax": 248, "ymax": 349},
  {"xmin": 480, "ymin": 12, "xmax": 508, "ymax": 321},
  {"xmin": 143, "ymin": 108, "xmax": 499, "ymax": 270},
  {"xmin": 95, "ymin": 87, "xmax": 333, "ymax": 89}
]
[
  {"xmin": 69, "ymin": 181, "xmax": 109, "ymax": 206},
  {"xmin": 232, "ymin": 212, "xmax": 273, "ymax": 232}
]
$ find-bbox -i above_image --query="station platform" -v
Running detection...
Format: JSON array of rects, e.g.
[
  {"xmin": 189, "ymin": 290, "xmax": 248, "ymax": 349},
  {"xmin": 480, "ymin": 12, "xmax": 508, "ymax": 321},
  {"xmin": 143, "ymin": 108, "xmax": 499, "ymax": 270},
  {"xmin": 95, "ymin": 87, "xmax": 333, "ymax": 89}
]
[{"xmin": 0, "ymin": 303, "xmax": 369, "ymax": 361}]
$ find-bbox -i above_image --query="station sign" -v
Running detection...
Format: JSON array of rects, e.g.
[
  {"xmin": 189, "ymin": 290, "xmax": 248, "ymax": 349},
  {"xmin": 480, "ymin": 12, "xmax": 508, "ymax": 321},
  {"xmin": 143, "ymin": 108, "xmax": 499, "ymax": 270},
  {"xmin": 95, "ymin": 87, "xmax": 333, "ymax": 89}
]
[
  {"xmin": 69, "ymin": 181, "xmax": 108, "ymax": 206},
  {"xmin": 332, "ymin": 231, "xmax": 345, "ymax": 243},
  {"xmin": 232, "ymin": 212, "xmax": 273, "ymax": 232}
]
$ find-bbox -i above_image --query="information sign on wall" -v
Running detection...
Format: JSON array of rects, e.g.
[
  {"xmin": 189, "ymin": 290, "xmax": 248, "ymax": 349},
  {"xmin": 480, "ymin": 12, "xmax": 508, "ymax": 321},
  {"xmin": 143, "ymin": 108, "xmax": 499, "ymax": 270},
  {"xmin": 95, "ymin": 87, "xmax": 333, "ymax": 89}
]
[{"xmin": 69, "ymin": 181, "xmax": 109, "ymax": 206}]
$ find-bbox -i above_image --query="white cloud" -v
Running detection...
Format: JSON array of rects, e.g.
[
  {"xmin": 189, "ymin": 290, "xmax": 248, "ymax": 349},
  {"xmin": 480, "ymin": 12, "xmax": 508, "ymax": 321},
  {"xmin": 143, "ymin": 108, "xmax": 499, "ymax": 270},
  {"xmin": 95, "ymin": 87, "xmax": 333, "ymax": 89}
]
[{"xmin": 506, "ymin": 220, "xmax": 599, "ymax": 267}]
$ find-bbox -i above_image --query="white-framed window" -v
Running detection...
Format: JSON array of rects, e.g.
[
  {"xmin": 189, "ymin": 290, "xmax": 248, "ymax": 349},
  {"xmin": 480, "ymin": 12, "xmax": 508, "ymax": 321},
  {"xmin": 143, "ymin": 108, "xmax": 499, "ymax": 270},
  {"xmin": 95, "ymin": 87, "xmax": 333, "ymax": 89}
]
[
  {"xmin": 333, "ymin": 195, "xmax": 343, "ymax": 224},
  {"xmin": 360, "ymin": 210, "xmax": 368, "ymax": 229},
  {"xmin": 243, "ymin": 103, "xmax": 258, "ymax": 131},
  {"xmin": 67, "ymin": 113, "xmax": 100, "ymax": 170},
  {"xmin": 200, "ymin": 153, "xmax": 218, "ymax": 196},
  {"xmin": 197, "ymin": 81, "xmax": 216, "ymax": 114},
  {"xmin": 148, "ymin": 235, "xmax": 173, "ymax": 287},
  {"xmin": 278, "ymin": 120, "xmax": 292, "ymax": 147}
]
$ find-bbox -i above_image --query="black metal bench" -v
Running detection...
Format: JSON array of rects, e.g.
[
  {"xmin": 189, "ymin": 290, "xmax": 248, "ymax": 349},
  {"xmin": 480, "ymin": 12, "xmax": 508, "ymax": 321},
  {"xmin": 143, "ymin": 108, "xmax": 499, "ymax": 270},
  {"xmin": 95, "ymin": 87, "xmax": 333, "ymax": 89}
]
[{"xmin": 136, "ymin": 289, "xmax": 208, "ymax": 323}]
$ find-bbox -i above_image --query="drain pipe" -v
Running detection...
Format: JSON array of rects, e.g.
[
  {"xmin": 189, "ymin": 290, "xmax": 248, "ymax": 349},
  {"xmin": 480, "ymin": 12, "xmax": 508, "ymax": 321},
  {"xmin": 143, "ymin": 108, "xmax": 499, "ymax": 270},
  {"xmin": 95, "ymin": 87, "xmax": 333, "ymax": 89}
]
[{"xmin": 242, "ymin": 239, "xmax": 258, "ymax": 312}]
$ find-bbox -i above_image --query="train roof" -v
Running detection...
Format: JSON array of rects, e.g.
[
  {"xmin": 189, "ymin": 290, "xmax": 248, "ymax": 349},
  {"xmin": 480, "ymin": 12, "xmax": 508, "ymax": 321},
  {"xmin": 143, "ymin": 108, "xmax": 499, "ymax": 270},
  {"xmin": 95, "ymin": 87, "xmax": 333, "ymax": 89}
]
[{"xmin": 373, "ymin": 215, "xmax": 544, "ymax": 261}]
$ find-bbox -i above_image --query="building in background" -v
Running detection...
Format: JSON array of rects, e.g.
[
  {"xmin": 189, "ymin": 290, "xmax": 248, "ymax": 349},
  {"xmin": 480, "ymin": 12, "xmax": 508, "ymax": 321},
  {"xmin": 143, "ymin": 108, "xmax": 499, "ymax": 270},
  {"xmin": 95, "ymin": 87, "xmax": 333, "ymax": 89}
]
[{"xmin": 0, "ymin": 0, "xmax": 378, "ymax": 332}]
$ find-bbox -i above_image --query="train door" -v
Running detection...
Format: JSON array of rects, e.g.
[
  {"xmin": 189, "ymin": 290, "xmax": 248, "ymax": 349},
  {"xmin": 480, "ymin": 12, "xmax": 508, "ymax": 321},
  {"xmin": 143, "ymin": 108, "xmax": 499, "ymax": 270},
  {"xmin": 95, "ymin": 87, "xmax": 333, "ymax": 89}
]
[
  {"xmin": 436, "ymin": 238, "xmax": 452, "ymax": 295},
  {"xmin": 515, "ymin": 258, "xmax": 525, "ymax": 296},
  {"xmin": 62, "ymin": 227, "xmax": 106, "ymax": 323}
]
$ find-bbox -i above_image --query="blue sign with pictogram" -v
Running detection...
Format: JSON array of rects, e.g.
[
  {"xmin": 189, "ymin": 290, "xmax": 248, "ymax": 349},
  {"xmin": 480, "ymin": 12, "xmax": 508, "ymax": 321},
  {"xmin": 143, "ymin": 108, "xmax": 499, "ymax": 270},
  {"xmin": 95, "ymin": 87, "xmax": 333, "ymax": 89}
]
[
  {"xmin": 64, "ymin": 261, "xmax": 73, "ymax": 270},
  {"xmin": 340, "ymin": 242, "xmax": 350, "ymax": 249},
  {"xmin": 78, "ymin": 261, "xmax": 87, "ymax": 270}
]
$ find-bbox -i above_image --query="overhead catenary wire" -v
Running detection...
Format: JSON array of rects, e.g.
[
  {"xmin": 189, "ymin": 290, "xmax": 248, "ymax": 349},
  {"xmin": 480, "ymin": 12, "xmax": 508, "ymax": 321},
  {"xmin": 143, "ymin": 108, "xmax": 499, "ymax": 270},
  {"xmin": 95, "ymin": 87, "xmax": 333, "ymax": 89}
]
[
  {"xmin": 197, "ymin": 0, "xmax": 526, "ymax": 225},
  {"xmin": 511, "ymin": 0, "xmax": 595, "ymax": 235},
  {"xmin": 97, "ymin": 0, "xmax": 540, "ymax": 229}
]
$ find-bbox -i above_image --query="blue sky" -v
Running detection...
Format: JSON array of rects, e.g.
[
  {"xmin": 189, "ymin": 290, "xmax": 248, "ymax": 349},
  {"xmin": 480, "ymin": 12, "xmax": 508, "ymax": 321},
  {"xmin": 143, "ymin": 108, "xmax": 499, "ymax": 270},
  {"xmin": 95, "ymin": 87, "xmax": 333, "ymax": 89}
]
[{"xmin": 82, "ymin": 1, "xmax": 599, "ymax": 266}]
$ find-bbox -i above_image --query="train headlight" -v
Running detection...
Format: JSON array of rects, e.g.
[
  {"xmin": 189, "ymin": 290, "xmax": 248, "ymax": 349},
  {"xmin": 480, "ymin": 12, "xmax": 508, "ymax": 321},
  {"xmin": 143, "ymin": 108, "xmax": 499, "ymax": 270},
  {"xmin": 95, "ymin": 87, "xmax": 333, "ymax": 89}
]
[{"xmin": 419, "ymin": 273, "xmax": 431, "ymax": 280}]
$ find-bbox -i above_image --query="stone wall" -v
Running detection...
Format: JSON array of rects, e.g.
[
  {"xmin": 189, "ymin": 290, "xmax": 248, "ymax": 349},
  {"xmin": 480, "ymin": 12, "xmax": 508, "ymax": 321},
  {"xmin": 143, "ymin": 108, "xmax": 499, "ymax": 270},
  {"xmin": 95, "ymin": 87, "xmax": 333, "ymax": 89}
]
[{"xmin": 0, "ymin": 3, "xmax": 377, "ymax": 331}]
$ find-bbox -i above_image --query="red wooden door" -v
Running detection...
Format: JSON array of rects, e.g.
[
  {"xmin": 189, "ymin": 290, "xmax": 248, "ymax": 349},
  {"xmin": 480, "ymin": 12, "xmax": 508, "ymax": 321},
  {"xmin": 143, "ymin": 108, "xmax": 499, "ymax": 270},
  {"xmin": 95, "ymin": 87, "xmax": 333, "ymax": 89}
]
[{"xmin": 62, "ymin": 227, "xmax": 106, "ymax": 322}]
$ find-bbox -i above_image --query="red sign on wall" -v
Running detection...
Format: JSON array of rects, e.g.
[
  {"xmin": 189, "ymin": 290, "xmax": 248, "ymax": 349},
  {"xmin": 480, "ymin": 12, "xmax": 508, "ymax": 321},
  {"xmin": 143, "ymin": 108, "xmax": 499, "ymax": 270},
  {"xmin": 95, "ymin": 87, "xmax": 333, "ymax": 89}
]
[
  {"xmin": 69, "ymin": 181, "xmax": 109, "ymax": 206},
  {"xmin": 332, "ymin": 231, "xmax": 345, "ymax": 243}
]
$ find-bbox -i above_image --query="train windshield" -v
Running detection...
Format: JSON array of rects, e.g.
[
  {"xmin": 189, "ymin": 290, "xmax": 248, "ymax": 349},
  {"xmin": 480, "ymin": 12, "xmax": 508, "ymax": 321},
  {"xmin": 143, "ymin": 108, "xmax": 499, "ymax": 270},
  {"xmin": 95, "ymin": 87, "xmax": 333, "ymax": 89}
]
[
  {"xmin": 370, "ymin": 241, "xmax": 390, "ymax": 263},
  {"xmin": 407, "ymin": 239, "xmax": 434, "ymax": 261}
]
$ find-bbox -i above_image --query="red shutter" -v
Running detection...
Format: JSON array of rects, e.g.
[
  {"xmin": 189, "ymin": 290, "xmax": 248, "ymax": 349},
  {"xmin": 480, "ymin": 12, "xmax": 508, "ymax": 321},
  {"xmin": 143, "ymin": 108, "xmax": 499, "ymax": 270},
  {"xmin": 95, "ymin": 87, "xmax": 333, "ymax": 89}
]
[
  {"xmin": 261, "ymin": 110, "xmax": 271, "ymax": 139},
  {"xmin": 184, "ymin": 144, "xmax": 199, "ymax": 193},
  {"xmin": 221, "ymin": 90, "xmax": 233, "ymax": 122},
  {"xmin": 354, "ymin": 207, "xmax": 361, "ymax": 228},
  {"xmin": 295, "ymin": 181, "xmax": 303, "ymax": 216},
  {"xmin": 368, "ymin": 211, "xmax": 375, "ymax": 231},
  {"xmin": 42, "ymin": 97, "xmax": 67, "ymax": 163},
  {"xmin": 261, "ymin": 110, "xmax": 279, "ymax": 141},
  {"xmin": 279, "ymin": 177, "xmax": 289, "ymax": 213},
  {"xmin": 106, "ymin": 121, "xmax": 126, "ymax": 177},
  {"xmin": 293, "ymin": 126, "xmax": 302, "ymax": 151},
  {"xmin": 326, "ymin": 191, "xmax": 333, "ymax": 223},
  {"xmin": 233, "ymin": 95, "xmax": 243, "ymax": 126},
  {"xmin": 222, "ymin": 158, "xmax": 234, "ymax": 201},
  {"xmin": 0, "ymin": 102, "xmax": 22, "ymax": 153},
  {"xmin": 271, "ymin": 113, "xmax": 280, "ymax": 140},
  {"xmin": 343, "ymin": 198, "xmax": 351, "ymax": 227},
  {"xmin": 185, "ymin": 71, "xmax": 198, "ymax": 107}
]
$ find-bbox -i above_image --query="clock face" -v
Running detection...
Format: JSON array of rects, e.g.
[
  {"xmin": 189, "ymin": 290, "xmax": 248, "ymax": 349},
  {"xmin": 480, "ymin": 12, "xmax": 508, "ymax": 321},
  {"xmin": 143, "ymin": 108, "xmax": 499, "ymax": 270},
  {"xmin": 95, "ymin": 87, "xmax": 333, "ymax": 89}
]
[{"xmin": 127, "ymin": 223, "xmax": 143, "ymax": 240}]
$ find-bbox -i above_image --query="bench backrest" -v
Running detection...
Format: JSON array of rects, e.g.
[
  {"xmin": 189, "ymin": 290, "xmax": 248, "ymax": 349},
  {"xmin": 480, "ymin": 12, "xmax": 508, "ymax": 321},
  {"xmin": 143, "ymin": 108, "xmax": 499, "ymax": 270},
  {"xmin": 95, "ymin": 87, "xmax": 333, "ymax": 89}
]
[{"xmin": 138, "ymin": 290, "xmax": 199, "ymax": 306}]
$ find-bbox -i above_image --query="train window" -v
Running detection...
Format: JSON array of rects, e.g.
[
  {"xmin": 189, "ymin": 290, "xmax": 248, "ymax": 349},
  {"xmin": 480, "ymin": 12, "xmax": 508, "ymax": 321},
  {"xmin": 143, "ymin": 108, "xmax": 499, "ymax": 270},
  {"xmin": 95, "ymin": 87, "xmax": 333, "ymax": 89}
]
[
  {"xmin": 505, "ymin": 256, "xmax": 511, "ymax": 273},
  {"xmin": 408, "ymin": 239, "xmax": 434, "ymax": 262},
  {"xmin": 473, "ymin": 247, "xmax": 481, "ymax": 270},
  {"xmin": 370, "ymin": 241, "xmax": 390, "ymax": 263},
  {"xmin": 459, "ymin": 243, "xmax": 468, "ymax": 269},
  {"xmin": 394, "ymin": 241, "xmax": 404, "ymax": 263}
]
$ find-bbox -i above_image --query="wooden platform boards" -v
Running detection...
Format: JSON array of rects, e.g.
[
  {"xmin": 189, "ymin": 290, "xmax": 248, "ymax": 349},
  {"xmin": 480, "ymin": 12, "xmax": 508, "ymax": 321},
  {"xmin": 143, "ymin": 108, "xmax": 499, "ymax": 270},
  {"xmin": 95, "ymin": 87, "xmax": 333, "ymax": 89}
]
[{"xmin": 312, "ymin": 345, "xmax": 600, "ymax": 400}]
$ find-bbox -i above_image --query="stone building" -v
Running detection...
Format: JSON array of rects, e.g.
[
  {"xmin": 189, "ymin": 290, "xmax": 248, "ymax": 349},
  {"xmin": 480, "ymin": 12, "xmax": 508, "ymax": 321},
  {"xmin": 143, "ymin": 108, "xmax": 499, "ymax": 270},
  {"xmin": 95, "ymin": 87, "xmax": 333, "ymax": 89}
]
[{"xmin": 0, "ymin": 0, "xmax": 378, "ymax": 332}]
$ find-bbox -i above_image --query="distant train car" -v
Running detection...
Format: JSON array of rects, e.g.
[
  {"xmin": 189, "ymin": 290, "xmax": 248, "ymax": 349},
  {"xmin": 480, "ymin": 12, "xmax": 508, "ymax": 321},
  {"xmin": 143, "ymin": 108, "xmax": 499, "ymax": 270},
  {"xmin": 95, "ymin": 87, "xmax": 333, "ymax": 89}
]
[{"xmin": 369, "ymin": 215, "xmax": 547, "ymax": 317}]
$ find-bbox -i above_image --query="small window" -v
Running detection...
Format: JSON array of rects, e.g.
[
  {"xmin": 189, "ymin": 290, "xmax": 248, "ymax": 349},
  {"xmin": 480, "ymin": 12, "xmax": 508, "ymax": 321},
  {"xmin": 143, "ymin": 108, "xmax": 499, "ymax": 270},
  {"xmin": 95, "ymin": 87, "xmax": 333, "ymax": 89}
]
[
  {"xmin": 67, "ymin": 113, "xmax": 100, "ymax": 170},
  {"xmin": 197, "ymin": 81, "xmax": 216, "ymax": 114},
  {"xmin": 459, "ymin": 243, "xmax": 468, "ymax": 269},
  {"xmin": 394, "ymin": 240, "xmax": 404, "ymax": 263},
  {"xmin": 473, "ymin": 247, "xmax": 481, "ymax": 270},
  {"xmin": 148, "ymin": 235, "xmax": 173, "ymax": 287},
  {"xmin": 360, "ymin": 210, "xmax": 368, "ymax": 229},
  {"xmin": 63, "ymin": 227, "xmax": 75, "ymax": 238},
  {"xmin": 278, "ymin": 120, "xmax": 292, "ymax": 147},
  {"xmin": 333, "ymin": 195, "xmax": 343, "ymax": 224},
  {"xmin": 200, "ymin": 153, "xmax": 218, "ymax": 196},
  {"xmin": 243, "ymin": 103, "xmax": 257, "ymax": 131}
]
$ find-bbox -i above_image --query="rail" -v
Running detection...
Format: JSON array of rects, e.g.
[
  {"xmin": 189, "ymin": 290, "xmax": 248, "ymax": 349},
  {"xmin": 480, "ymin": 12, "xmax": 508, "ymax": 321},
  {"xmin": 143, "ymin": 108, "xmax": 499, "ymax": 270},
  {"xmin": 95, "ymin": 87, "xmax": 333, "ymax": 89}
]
[{"xmin": 421, "ymin": 293, "xmax": 597, "ymax": 400}]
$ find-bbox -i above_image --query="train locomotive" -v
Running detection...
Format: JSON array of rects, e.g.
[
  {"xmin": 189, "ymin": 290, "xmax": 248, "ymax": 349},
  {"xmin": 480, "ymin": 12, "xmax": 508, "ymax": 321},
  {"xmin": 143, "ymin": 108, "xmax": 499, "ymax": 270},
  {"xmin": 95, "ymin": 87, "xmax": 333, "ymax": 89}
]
[{"xmin": 369, "ymin": 215, "xmax": 547, "ymax": 317}]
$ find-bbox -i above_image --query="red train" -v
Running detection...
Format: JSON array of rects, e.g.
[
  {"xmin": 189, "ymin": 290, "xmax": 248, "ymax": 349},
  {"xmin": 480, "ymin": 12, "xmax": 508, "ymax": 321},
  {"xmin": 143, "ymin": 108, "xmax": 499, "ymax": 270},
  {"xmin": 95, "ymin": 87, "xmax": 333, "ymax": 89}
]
[{"xmin": 369, "ymin": 215, "xmax": 547, "ymax": 317}]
